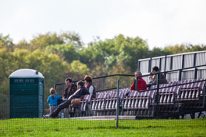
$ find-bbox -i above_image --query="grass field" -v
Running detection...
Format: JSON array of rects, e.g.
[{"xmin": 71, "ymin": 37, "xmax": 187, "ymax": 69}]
[{"xmin": 0, "ymin": 118, "xmax": 206, "ymax": 137}]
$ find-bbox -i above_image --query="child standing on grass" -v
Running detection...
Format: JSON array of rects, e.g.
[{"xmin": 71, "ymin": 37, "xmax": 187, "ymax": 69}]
[{"xmin": 47, "ymin": 88, "xmax": 61, "ymax": 114}]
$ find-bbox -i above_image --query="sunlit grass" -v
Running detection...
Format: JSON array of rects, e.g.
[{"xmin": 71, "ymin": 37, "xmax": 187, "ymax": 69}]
[{"xmin": 0, "ymin": 118, "xmax": 206, "ymax": 137}]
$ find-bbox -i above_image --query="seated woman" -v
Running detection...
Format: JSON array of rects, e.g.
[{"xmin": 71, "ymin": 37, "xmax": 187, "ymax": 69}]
[
  {"xmin": 84, "ymin": 75, "xmax": 96, "ymax": 99},
  {"xmin": 147, "ymin": 66, "xmax": 168, "ymax": 87}
]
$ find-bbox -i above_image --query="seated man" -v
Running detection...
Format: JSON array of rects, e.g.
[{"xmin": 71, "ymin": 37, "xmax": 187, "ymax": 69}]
[
  {"xmin": 130, "ymin": 71, "xmax": 147, "ymax": 91},
  {"xmin": 147, "ymin": 66, "xmax": 168, "ymax": 87},
  {"xmin": 44, "ymin": 80, "xmax": 90, "ymax": 118},
  {"xmin": 63, "ymin": 77, "xmax": 77, "ymax": 100}
]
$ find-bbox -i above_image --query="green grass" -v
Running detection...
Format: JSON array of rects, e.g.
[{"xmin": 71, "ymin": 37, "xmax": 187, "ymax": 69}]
[{"xmin": 0, "ymin": 118, "xmax": 206, "ymax": 137}]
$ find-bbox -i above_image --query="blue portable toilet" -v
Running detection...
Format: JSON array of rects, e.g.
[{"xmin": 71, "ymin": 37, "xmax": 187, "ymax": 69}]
[{"xmin": 9, "ymin": 69, "xmax": 44, "ymax": 118}]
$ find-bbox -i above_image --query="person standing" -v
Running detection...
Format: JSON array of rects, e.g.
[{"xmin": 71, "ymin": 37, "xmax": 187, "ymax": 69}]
[{"xmin": 44, "ymin": 88, "xmax": 61, "ymax": 117}]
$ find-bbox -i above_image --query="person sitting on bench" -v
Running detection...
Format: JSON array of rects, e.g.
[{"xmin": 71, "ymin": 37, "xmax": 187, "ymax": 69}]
[
  {"xmin": 130, "ymin": 71, "xmax": 147, "ymax": 91},
  {"xmin": 63, "ymin": 77, "xmax": 77, "ymax": 100},
  {"xmin": 43, "ymin": 80, "xmax": 90, "ymax": 118},
  {"xmin": 84, "ymin": 75, "xmax": 96, "ymax": 99},
  {"xmin": 126, "ymin": 71, "xmax": 147, "ymax": 96},
  {"xmin": 147, "ymin": 66, "xmax": 168, "ymax": 87}
]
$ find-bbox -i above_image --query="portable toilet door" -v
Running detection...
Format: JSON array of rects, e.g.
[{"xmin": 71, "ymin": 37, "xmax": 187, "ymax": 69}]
[{"xmin": 9, "ymin": 69, "xmax": 44, "ymax": 118}]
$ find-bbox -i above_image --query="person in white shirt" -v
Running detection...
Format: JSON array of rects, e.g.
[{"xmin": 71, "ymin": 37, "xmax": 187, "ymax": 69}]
[{"xmin": 148, "ymin": 72, "xmax": 154, "ymax": 84}]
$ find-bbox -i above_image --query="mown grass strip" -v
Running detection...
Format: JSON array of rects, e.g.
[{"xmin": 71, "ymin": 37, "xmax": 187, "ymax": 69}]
[{"xmin": 0, "ymin": 118, "xmax": 206, "ymax": 137}]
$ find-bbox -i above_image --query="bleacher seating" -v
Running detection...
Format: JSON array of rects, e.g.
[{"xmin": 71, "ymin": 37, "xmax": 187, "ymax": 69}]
[{"xmin": 68, "ymin": 79, "xmax": 206, "ymax": 119}]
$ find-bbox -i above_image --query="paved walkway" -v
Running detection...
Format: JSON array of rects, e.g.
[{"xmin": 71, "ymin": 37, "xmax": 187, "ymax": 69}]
[{"xmin": 70, "ymin": 115, "xmax": 136, "ymax": 120}]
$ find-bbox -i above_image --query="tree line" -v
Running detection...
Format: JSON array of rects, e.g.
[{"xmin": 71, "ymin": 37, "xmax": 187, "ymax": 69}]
[{"xmin": 0, "ymin": 32, "xmax": 206, "ymax": 87}]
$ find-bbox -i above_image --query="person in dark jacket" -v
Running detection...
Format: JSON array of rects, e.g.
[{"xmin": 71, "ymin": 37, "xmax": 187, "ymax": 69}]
[
  {"xmin": 63, "ymin": 77, "xmax": 77, "ymax": 100},
  {"xmin": 43, "ymin": 80, "xmax": 90, "ymax": 118},
  {"xmin": 147, "ymin": 66, "xmax": 168, "ymax": 87},
  {"xmin": 84, "ymin": 75, "xmax": 96, "ymax": 99}
]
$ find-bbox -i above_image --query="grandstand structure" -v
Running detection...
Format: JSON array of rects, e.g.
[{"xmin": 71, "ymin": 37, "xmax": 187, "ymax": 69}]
[
  {"xmin": 138, "ymin": 50, "xmax": 206, "ymax": 82},
  {"xmin": 55, "ymin": 50, "xmax": 206, "ymax": 119}
]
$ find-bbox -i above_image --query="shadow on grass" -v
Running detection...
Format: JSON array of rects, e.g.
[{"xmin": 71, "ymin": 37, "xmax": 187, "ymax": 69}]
[{"xmin": 77, "ymin": 125, "xmax": 166, "ymax": 130}]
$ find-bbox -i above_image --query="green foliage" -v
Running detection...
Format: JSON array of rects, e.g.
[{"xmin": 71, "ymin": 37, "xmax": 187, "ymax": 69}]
[
  {"xmin": 66, "ymin": 60, "xmax": 90, "ymax": 80},
  {"xmin": 0, "ymin": 34, "xmax": 14, "ymax": 52},
  {"xmin": 0, "ymin": 34, "xmax": 13, "ymax": 47},
  {"xmin": 0, "ymin": 31, "xmax": 205, "ymax": 86},
  {"xmin": 61, "ymin": 31, "xmax": 83, "ymax": 49},
  {"xmin": 0, "ymin": 48, "xmax": 69, "ymax": 86},
  {"xmin": 30, "ymin": 32, "xmax": 64, "ymax": 48},
  {"xmin": 15, "ymin": 39, "xmax": 31, "ymax": 50},
  {"xmin": 163, "ymin": 44, "xmax": 206, "ymax": 54},
  {"xmin": 0, "ymin": 87, "xmax": 9, "ymax": 119},
  {"xmin": 79, "ymin": 34, "xmax": 149, "ymax": 72},
  {"xmin": 27, "ymin": 50, "xmax": 69, "ymax": 84},
  {"xmin": 30, "ymin": 32, "xmax": 83, "ymax": 50},
  {"xmin": 148, "ymin": 47, "xmax": 172, "ymax": 57},
  {"xmin": 45, "ymin": 44, "xmax": 80, "ymax": 63},
  {"xmin": 70, "ymin": 60, "xmax": 90, "ymax": 74},
  {"xmin": 115, "ymin": 35, "xmax": 149, "ymax": 71}
]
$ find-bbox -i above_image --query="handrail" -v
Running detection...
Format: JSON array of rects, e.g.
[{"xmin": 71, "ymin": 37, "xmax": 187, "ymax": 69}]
[
  {"xmin": 54, "ymin": 64, "xmax": 206, "ymax": 90},
  {"xmin": 54, "ymin": 74, "xmax": 134, "ymax": 89},
  {"xmin": 135, "ymin": 79, "xmax": 206, "ymax": 93}
]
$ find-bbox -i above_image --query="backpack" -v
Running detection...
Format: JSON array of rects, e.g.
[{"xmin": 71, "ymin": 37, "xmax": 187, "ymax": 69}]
[{"xmin": 51, "ymin": 95, "xmax": 64, "ymax": 105}]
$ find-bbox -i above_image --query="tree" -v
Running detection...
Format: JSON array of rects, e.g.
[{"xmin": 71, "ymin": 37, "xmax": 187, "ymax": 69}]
[
  {"xmin": 30, "ymin": 32, "xmax": 64, "ymax": 48},
  {"xmin": 115, "ymin": 35, "xmax": 149, "ymax": 71},
  {"xmin": 45, "ymin": 44, "xmax": 80, "ymax": 63},
  {"xmin": 61, "ymin": 31, "xmax": 83, "ymax": 49},
  {"xmin": 185, "ymin": 44, "xmax": 206, "ymax": 52},
  {"xmin": 163, "ymin": 44, "xmax": 187, "ymax": 54},
  {"xmin": 149, "ymin": 47, "xmax": 172, "ymax": 57},
  {"xmin": 0, "ymin": 34, "xmax": 14, "ymax": 52},
  {"xmin": 79, "ymin": 34, "xmax": 149, "ymax": 72},
  {"xmin": 64, "ymin": 60, "xmax": 90, "ymax": 81},
  {"xmin": 163, "ymin": 44, "xmax": 206, "ymax": 54},
  {"xmin": 30, "ymin": 31, "xmax": 83, "ymax": 50},
  {"xmin": 0, "ymin": 48, "xmax": 70, "ymax": 87}
]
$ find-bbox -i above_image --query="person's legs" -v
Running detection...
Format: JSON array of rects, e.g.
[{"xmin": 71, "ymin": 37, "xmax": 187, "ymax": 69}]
[
  {"xmin": 50, "ymin": 99, "xmax": 71, "ymax": 118},
  {"xmin": 48, "ymin": 89, "xmax": 80, "ymax": 118},
  {"xmin": 68, "ymin": 105, "xmax": 71, "ymax": 114},
  {"xmin": 50, "ymin": 106, "xmax": 58, "ymax": 114}
]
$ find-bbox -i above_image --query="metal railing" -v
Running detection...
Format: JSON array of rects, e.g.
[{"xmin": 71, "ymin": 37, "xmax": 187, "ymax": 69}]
[
  {"xmin": 54, "ymin": 64, "xmax": 206, "ymax": 93},
  {"xmin": 53, "ymin": 64, "xmax": 206, "ymax": 123},
  {"xmin": 54, "ymin": 74, "xmax": 134, "ymax": 94}
]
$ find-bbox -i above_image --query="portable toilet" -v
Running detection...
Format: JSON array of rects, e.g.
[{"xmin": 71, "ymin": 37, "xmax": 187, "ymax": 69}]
[{"xmin": 9, "ymin": 69, "xmax": 44, "ymax": 118}]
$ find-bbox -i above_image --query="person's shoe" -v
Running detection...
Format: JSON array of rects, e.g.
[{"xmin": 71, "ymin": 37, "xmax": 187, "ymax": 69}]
[{"xmin": 43, "ymin": 115, "xmax": 49, "ymax": 119}]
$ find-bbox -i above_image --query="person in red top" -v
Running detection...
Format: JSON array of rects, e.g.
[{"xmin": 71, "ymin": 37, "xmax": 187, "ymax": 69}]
[{"xmin": 130, "ymin": 71, "xmax": 147, "ymax": 91}]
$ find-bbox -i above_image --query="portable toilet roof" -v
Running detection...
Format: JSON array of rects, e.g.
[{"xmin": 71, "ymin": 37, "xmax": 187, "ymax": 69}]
[{"xmin": 9, "ymin": 69, "xmax": 44, "ymax": 78}]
